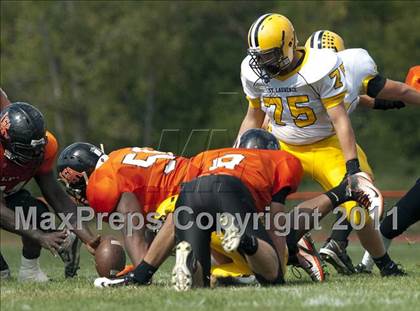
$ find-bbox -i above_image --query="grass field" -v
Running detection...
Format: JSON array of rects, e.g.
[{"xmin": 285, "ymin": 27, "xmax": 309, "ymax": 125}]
[{"xmin": 1, "ymin": 230, "xmax": 419, "ymax": 311}]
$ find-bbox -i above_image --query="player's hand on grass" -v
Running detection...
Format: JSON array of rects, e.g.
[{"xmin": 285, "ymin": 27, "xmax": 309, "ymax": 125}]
[
  {"xmin": 116, "ymin": 265, "xmax": 134, "ymax": 277},
  {"xmin": 86, "ymin": 235, "xmax": 101, "ymax": 255}
]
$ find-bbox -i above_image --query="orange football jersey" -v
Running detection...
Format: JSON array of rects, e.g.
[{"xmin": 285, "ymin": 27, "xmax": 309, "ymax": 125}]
[
  {"xmin": 86, "ymin": 147, "xmax": 197, "ymax": 216},
  {"xmin": 405, "ymin": 66, "xmax": 420, "ymax": 91},
  {"xmin": 188, "ymin": 148, "xmax": 303, "ymax": 212}
]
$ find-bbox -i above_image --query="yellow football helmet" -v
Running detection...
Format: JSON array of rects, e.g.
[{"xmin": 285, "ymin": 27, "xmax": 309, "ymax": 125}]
[
  {"xmin": 247, "ymin": 13, "xmax": 297, "ymax": 81},
  {"xmin": 305, "ymin": 30, "xmax": 345, "ymax": 52}
]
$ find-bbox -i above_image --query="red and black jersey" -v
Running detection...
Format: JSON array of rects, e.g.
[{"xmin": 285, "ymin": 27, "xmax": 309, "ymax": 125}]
[
  {"xmin": 0, "ymin": 131, "xmax": 58, "ymax": 196},
  {"xmin": 187, "ymin": 148, "xmax": 303, "ymax": 211}
]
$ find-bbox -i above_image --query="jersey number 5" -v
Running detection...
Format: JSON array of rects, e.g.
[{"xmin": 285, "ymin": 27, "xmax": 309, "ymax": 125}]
[
  {"xmin": 263, "ymin": 95, "xmax": 317, "ymax": 128},
  {"xmin": 122, "ymin": 148, "xmax": 176, "ymax": 174}
]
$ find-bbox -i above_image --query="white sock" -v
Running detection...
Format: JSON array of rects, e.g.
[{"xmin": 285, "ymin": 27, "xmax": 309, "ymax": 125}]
[
  {"xmin": 361, "ymin": 233, "xmax": 392, "ymax": 271},
  {"xmin": 20, "ymin": 256, "xmax": 40, "ymax": 270},
  {"xmin": 361, "ymin": 250, "xmax": 375, "ymax": 271}
]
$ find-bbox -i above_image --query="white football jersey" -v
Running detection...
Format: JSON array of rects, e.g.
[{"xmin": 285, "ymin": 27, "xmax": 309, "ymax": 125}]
[
  {"xmin": 338, "ymin": 48, "xmax": 378, "ymax": 114},
  {"xmin": 241, "ymin": 48, "xmax": 347, "ymax": 145}
]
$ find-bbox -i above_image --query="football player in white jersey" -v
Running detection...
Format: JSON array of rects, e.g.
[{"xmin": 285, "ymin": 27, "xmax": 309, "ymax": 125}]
[
  {"xmin": 306, "ymin": 30, "xmax": 420, "ymax": 111},
  {"xmin": 238, "ymin": 13, "xmax": 405, "ymax": 277},
  {"xmin": 306, "ymin": 30, "xmax": 420, "ymax": 274}
]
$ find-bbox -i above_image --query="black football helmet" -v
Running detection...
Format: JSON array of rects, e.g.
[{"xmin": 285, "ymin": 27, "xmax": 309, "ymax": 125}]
[
  {"xmin": 0, "ymin": 102, "xmax": 47, "ymax": 166},
  {"xmin": 238, "ymin": 128, "xmax": 280, "ymax": 150},
  {"xmin": 57, "ymin": 142, "xmax": 105, "ymax": 205}
]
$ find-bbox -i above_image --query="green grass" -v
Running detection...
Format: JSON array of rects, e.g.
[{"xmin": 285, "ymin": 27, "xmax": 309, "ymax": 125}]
[{"xmin": 1, "ymin": 232, "xmax": 420, "ymax": 311}]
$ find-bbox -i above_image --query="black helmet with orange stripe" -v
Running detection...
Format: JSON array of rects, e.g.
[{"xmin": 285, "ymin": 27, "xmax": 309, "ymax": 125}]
[{"xmin": 57, "ymin": 142, "xmax": 105, "ymax": 205}]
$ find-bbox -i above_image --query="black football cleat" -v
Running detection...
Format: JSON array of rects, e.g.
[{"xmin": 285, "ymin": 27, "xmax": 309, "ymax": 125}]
[
  {"xmin": 380, "ymin": 262, "xmax": 407, "ymax": 277},
  {"xmin": 58, "ymin": 232, "xmax": 82, "ymax": 278},
  {"xmin": 355, "ymin": 263, "xmax": 372, "ymax": 274},
  {"xmin": 296, "ymin": 234, "xmax": 326, "ymax": 282},
  {"xmin": 320, "ymin": 239, "xmax": 355, "ymax": 275}
]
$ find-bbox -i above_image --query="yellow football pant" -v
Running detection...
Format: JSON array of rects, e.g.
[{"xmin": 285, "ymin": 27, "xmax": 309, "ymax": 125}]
[
  {"xmin": 210, "ymin": 233, "xmax": 288, "ymax": 278},
  {"xmin": 280, "ymin": 134, "xmax": 373, "ymax": 224},
  {"xmin": 210, "ymin": 233, "xmax": 252, "ymax": 277}
]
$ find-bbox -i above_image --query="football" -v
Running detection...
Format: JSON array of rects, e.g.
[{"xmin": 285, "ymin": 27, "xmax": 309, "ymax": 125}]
[{"xmin": 94, "ymin": 236, "xmax": 126, "ymax": 278}]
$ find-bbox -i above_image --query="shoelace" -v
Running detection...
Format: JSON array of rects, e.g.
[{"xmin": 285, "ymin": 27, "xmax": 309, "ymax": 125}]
[{"xmin": 352, "ymin": 190, "xmax": 372, "ymax": 209}]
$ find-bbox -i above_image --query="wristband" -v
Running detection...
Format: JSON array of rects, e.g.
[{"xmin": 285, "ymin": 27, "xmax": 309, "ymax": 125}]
[
  {"xmin": 345, "ymin": 159, "xmax": 361, "ymax": 175},
  {"xmin": 373, "ymin": 98, "xmax": 405, "ymax": 110},
  {"xmin": 133, "ymin": 260, "xmax": 157, "ymax": 284}
]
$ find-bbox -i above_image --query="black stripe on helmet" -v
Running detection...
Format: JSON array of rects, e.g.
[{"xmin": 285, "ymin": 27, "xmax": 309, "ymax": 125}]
[
  {"xmin": 254, "ymin": 14, "xmax": 271, "ymax": 47},
  {"xmin": 317, "ymin": 30, "xmax": 325, "ymax": 48},
  {"xmin": 310, "ymin": 32, "xmax": 316, "ymax": 48}
]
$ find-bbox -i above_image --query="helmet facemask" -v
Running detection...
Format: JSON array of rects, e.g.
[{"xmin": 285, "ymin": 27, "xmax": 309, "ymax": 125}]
[
  {"xmin": 58, "ymin": 167, "xmax": 90, "ymax": 206},
  {"xmin": 248, "ymin": 29, "xmax": 295, "ymax": 82},
  {"xmin": 2, "ymin": 137, "xmax": 47, "ymax": 166},
  {"xmin": 248, "ymin": 47, "xmax": 292, "ymax": 82}
]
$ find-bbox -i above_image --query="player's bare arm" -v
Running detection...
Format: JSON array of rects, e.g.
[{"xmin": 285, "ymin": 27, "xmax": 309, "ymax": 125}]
[
  {"xmin": 327, "ymin": 103, "xmax": 358, "ymax": 163},
  {"xmin": 376, "ymin": 79, "xmax": 420, "ymax": 105},
  {"xmin": 267, "ymin": 201, "xmax": 287, "ymax": 272},
  {"xmin": 237, "ymin": 105, "xmax": 266, "ymax": 138},
  {"xmin": 358, "ymin": 95, "xmax": 375, "ymax": 109},
  {"xmin": 115, "ymin": 192, "xmax": 148, "ymax": 266},
  {"xmin": 143, "ymin": 212, "xmax": 175, "ymax": 268},
  {"xmin": 1, "ymin": 196, "xmax": 67, "ymax": 255},
  {"xmin": 35, "ymin": 171, "xmax": 98, "ymax": 253}
]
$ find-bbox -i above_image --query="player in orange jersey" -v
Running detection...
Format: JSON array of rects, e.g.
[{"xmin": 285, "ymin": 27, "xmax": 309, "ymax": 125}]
[
  {"xmin": 405, "ymin": 66, "xmax": 420, "ymax": 92},
  {"xmin": 95, "ymin": 130, "xmax": 325, "ymax": 287},
  {"xmin": 57, "ymin": 143, "xmax": 199, "ymax": 267},
  {"xmin": 172, "ymin": 149, "xmax": 400, "ymax": 290},
  {"xmin": 94, "ymin": 131, "xmax": 402, "ymax": 290},
  {"xmin": 1, "ymin": 102, "xmax": 96, "ymax": 281}
]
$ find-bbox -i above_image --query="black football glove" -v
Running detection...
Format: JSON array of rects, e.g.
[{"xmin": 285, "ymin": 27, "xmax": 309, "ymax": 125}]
[{"xmin": 373, "ymin": 98, "xmax": 405, "ymax": 110}]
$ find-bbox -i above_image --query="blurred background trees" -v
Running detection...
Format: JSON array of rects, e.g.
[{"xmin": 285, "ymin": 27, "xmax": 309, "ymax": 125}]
[{"xmin": 1, "ymin": 1, "xmax": 419, "ymax": 189}]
